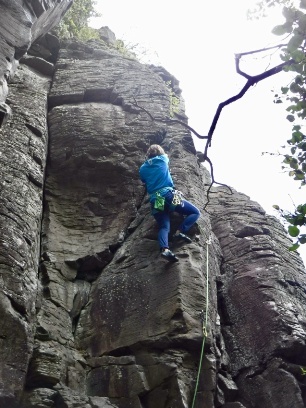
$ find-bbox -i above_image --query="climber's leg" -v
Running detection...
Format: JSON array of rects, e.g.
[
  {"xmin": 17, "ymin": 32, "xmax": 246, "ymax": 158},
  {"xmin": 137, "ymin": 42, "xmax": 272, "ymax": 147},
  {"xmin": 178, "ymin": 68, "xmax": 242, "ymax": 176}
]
[
  {"xmin": 154, "ymin": 211, "xmax": 170, "ymax": 249},
  {"xmin": 174, "ymin": 199, "xmax": 200, "ymax": 235}
]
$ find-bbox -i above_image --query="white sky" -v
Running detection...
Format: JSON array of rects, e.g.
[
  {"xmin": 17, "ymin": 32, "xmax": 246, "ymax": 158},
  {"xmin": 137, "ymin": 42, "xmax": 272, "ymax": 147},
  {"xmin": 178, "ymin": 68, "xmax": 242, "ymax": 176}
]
[{"xmin": 90, "ymin": 0, "xmax": 306, "ymax": 264}]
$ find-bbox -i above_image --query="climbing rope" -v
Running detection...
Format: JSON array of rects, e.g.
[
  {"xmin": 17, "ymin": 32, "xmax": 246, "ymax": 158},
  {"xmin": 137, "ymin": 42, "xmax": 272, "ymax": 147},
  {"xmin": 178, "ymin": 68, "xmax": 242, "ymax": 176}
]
[{"xmin": 191, "ymin": 237, "xmax": 211, "ymax": 408}]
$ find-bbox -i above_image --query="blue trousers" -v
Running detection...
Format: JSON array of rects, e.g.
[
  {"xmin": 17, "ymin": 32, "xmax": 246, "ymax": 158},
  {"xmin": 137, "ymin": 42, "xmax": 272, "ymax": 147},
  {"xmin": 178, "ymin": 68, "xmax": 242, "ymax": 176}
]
[{"xmin": 153, "ymin": 191, "xmax": 200, "ymax": 250}]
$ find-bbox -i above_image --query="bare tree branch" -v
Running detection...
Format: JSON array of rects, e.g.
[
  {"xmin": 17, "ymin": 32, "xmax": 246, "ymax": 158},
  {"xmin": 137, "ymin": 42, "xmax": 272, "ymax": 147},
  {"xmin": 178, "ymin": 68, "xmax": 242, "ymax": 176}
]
[
  {"xmin": 203, "ymin": 57, "xmax": 294, "ymax": 157},
  {"xmin": 132, "ymin": 97, "xmax": 209, "ymax": 139},
  {"xmin": 236, "ymin": 43, "xmax": 288, "ymax": 58},
  {"xmin": 133, "ymin": 47, "xmax": 294, "ymax": 210},
  {"xmin": 203, "ymin": 156, "xmax": 233, "ymax": 211}
]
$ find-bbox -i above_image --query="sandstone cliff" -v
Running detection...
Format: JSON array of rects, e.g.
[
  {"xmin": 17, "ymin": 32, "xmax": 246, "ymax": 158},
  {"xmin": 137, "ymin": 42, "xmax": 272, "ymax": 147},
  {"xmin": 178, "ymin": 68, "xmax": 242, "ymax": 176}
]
[
  {"xmin": 0, "ymin": 0, "xmax": 73, "ymax": 126},
  {"xmin": 0, "ymin": 3, "xmax": 306, "ymax": 407}
]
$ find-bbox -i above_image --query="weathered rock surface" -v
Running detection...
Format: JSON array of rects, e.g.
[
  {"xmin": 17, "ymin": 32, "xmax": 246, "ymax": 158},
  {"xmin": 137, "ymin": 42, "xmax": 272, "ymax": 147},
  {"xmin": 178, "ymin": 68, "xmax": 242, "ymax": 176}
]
[
  {"xmin": 0, "ymin": 61, "xmax": 51, "ymax": 405},
  {"xmin": 36, "ymin": 37, "xmax": 222, "ymax": 408},
  {"xmin": 208, "ymin": 186, "xmax": 306, "ymax": 408},
  {"xmin": 0, "ymin": 0, "xmax": 72, "ymax": 124},
  {"xmin": 0, "ymin": 22, "xmax": 305, "ymax": 408}
]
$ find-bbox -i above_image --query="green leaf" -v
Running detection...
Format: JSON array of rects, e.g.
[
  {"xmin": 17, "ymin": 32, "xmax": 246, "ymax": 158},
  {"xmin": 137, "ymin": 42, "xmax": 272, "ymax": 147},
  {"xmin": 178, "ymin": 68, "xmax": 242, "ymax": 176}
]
[
  {"xmin": 295, "ymin": 75, "xmax": 304, "ymax": 85},
  {"xmin": 295, "ymin": 214, "xmax": 306, "ymax": 225},
  {"xmin": 281, "ymin": 86, "xmax": 289, "ymax": 94},
  {"xmin": 297, "ymin": 204, "xmax": 306, "ymax": 214},
  {"xmin": 299, "ymin": 234, "xmax": 306, "ymax": 244},
  {"xmin": 289, "ymin": 82, "xmax": 301, "ymax": 93},
  {"xmin": 290, "ymin": 161, "xmax": 298, "ymax": 169},
  {"xmin": 292, "ymin": 131, "xmax": 304, "ymax": 142},
  {"xmin": 293, "ymin": 125, "xmax": 301, "ymax": 131},
  {"xmin": 272, "ymin": 24, "xmax": 291, "ymax": 36},
  {"xmin": 288, "ymin": 225, "xmax": 300, "ymax": 237},
  {"xmin": 287, "ymin": 114, "xmax": 295, "ymax": 122},
  {"xmin": 291, "ymin": 49, "xmax": 306, "ymax": 62},
  {"xmin": 294, "ymin": 170, "xmax": 305, "ymax": 180},
  {"xmin": 297, "ymin": 11, "xmax": 306, "ymax": 31},
  {"xmin": 289, "ymin": 242, "xmax": 300, "ymax": 251},
  {"xmin": 286, "ymin": 216, "xmax": 296, "ymax": 225},
  {"xmin": 288, "ymin": 33, "xmax": 304, "ymax": 52},
  {"xmin": 283, "ymin": 7, "xmax": 296, "ymax": 22},
  {"xmin": 301, "ymin": 0, "xmax": 306, "ymax": 10}
]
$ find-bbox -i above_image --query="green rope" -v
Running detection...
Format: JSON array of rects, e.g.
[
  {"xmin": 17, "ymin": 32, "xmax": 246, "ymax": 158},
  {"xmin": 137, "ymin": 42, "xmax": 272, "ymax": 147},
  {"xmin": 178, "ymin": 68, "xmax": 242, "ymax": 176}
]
[{"xmin": 191, "ymin": 238, "xmax": 210, "ymax": 408}]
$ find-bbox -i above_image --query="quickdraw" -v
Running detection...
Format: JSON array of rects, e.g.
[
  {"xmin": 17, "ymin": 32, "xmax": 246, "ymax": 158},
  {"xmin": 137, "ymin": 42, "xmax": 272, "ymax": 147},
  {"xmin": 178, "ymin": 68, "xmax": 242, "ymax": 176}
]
[{"xmin": 172, "ymin": 190, "xmax": 183, "ymax": 206}]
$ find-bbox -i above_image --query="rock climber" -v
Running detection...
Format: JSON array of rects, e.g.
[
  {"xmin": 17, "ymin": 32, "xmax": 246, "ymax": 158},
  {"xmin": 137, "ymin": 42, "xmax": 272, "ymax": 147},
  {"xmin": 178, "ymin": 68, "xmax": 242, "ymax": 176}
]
[{"xmin": 139, "ymin": 144, "xmax": 200, "ymax": 262}]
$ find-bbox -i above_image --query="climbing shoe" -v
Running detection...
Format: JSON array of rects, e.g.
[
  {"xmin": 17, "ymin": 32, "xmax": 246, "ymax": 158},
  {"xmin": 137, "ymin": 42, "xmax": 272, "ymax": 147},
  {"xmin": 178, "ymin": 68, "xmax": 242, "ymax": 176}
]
[
  {"xmin": 161, "ymin": 249, "xmax": 179, "ymax": 262},
  {"xmin": 173, "ymin": 232, "xmax": 192, "ymax": 243}
]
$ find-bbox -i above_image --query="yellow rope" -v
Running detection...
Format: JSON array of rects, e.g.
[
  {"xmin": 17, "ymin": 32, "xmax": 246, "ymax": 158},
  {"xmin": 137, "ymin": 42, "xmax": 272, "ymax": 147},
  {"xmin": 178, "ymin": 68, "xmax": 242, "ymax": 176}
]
[{"xmin": 191, "ymin": 238, "xmax": 211, "ymax": 408}]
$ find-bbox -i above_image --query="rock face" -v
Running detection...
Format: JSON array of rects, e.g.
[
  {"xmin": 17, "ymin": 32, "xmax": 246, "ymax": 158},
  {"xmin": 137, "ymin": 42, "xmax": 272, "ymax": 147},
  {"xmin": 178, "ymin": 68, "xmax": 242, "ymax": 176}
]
[
  {"xmin": 0, "ymin": 2, "xmax": 72, "ymax": 405},
  {"xmin": 0, "ymin": 19, "xmax": 306, "ymax": 408},
  {"xmin": 0, "ymin": 0, "xmax": 72, "ymax": 125},
  {"xmin": 0, "ymin": 59, "xmax": 50, "ymax": 407},
  {"xmin": 208, "ymin": 187, "xmax": 306, "ymax": 408},
  {"xmin": 36, "ymin": 38, "xmax": 222, "ymax": 408}
]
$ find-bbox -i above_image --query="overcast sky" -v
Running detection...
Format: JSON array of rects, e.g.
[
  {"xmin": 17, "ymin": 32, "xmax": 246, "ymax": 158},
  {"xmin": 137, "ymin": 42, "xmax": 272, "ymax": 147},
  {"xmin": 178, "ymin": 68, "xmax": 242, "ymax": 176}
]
[{"xmin": 90, "ymin": 0, "xmax": 306, "ymax": 264}]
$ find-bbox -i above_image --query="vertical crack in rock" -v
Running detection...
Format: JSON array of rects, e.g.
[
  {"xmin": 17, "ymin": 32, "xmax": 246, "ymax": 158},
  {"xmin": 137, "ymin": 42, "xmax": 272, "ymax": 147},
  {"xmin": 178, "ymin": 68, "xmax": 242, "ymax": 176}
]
[
  {"xmin": 0, "ymin": 58, "xmax": 51, "ymax": 404},
  {"xmin": 0, "ymin": 2, "xmax": 73, "ymax": 405},
  {"xmin": 208, "ymin": 186, "xmax": 306, "ymax": 408}
]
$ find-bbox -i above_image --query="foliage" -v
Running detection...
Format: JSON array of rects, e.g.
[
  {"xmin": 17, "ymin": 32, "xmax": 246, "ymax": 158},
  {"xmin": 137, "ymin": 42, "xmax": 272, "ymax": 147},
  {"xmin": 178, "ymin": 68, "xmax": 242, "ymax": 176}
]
[
  {"xmin": 259, "ymin": 0, "xmax": 306, "ymax": 250},
  {"xmin": 114, "ymin": 41, "xmax": 159, "ymax": 64},
  {"xmin": 273, "ymin": 203, "xmax": 306, "ymax": 249},
  {"xmin": 248, "ymin": 0, "xmax": 294, "ymax": 18},
  {"xmin": 114, "ymin": 40, "xmax": 137, "ymax": 60},
  {"xmin": 165, "ymin": 81, "xmax": 180, "ymax": 117},
  {"xmin": 54, "ymin": 0, "xmax": 100, "ymax": 40}
]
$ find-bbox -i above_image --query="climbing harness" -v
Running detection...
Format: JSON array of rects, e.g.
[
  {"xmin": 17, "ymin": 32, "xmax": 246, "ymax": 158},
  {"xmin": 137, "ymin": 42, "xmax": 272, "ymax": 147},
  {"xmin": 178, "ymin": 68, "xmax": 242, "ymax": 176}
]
[
  {"xmin": 191, "ymin": 237, "xmax": 211, "ymax": 408},
  {"xmin": 152, "ymin": 188, "xmax": 183, "ymax": 213}
]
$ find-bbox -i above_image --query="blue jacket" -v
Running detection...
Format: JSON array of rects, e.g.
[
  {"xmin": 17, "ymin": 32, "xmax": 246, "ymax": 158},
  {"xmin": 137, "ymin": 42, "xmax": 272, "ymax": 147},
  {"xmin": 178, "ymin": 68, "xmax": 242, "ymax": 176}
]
[{"xmin": 139, "ymin": 155, "xmax": 174, "ymax": 199}]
